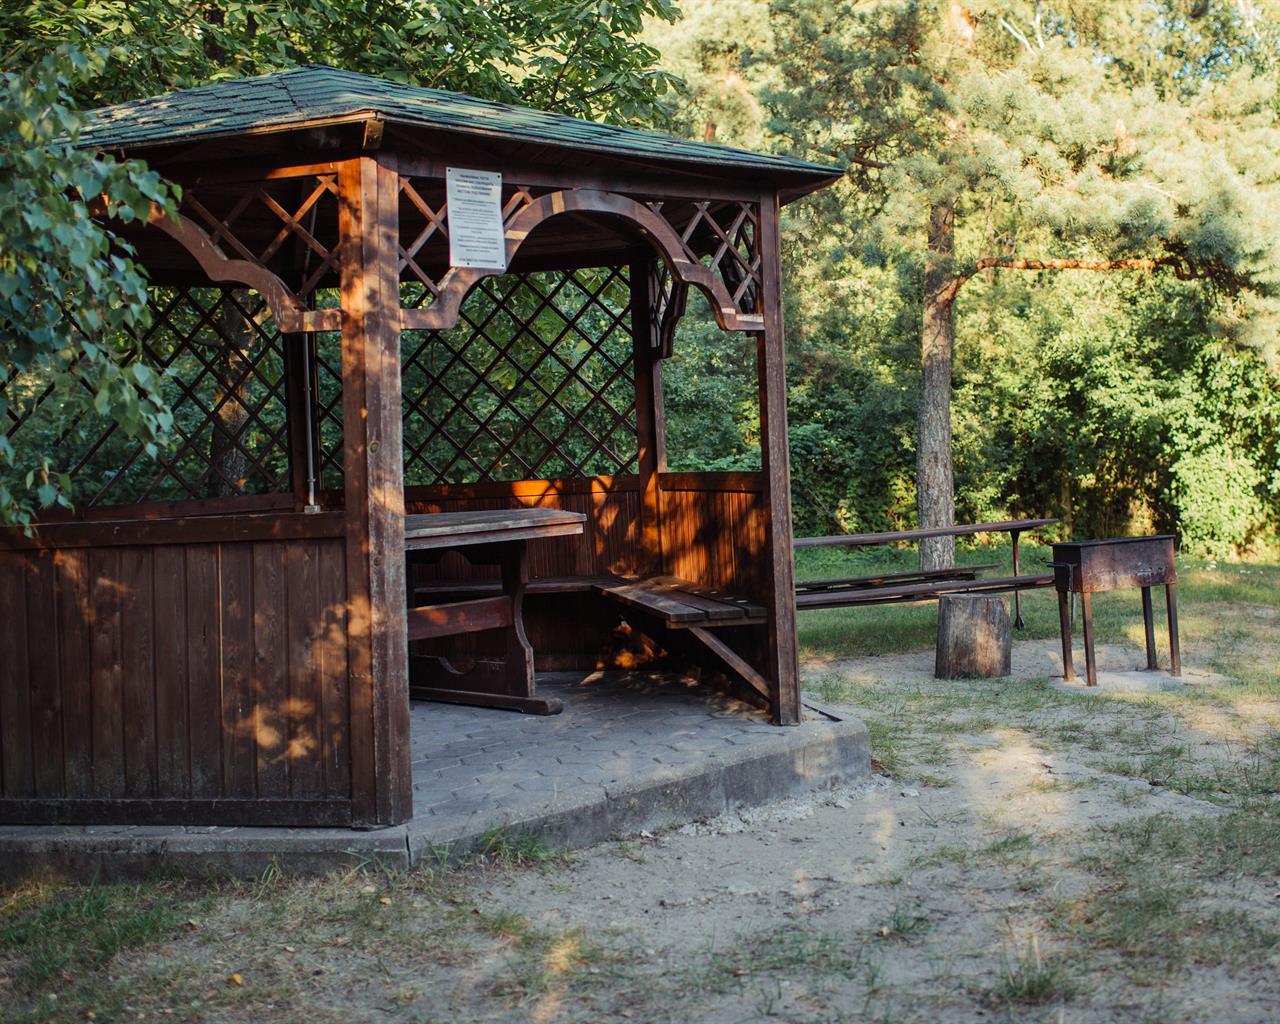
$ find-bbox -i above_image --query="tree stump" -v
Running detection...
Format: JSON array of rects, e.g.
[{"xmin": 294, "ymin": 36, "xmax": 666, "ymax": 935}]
[{"xmin": 935, "ymin": 595, "xmax": 1012, "ymax": 679}]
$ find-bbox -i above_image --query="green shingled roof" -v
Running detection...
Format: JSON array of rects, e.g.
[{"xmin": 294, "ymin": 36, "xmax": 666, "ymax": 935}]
[{"xmin": 82, "ymin": 65, "xmax": 842, "ymax": 183}]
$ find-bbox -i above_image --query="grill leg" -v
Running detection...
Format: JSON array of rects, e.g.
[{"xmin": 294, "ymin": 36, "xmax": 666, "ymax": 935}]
[
  {"xmin": 1141, "ymin": 586, "xmax": 1158, "ymax": 670},
  {"xmin": 1057, "ymin": 589, "xmax": 1075, "ymax": 682},
  {"xmin": 1081, "ymin": 592, "xmax": 1097, "ymax": 687},
  {"xmin": 1166, "ymin": 582, "xmax": 1182, "ymax": 677}
]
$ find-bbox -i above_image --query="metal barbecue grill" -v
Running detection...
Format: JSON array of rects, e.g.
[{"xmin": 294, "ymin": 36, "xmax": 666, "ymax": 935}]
[{"xmin": 1050, "ymin": 536, "xmax": 1182, "ymax": 687}]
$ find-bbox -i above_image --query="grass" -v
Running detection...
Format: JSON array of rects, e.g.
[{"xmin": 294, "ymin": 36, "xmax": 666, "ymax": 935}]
[
  {"xmin": 0, "ymin": 880, "xmax": 194, "ymax": 994},
  {"xmin": 0, "ymin": 859, "xmax": 609, "ymax": 1024},
  {"xmin": 467, "ymin": 826, "xmax": 567, "ymax": 867},
  {"xmin": 876, "ymin": 902, "xmax": 932, "ymax": 942},
  {"xmin": 691, "ymin": 925, "xmax": 865, "ymax": 993},
  {"xmin": 987, "ymin": 935, "xmax": 1074, "ymax": 1006},
  {"xmin": 1049, "ymin": 810, "xmax": 1280, "ymax": 980}
]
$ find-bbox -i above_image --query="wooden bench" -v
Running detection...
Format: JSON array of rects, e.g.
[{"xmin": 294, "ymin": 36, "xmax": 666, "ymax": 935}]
[
  {"xmin": 413, "ymin": 571, "xmax": 772, "ymax": 705},
  {"xmin": 414, "ymin": 573, "xmax": 766, "ymax": 627},
  {"xmin": 795, "ymin": 572, "xmax": 1055, "ymax": 610},
  {"xmin": 403, "ymin": 507, "xmax": 586, "ymax": 714},
  {"xmin": 794, "ymin": 518, "xmax": 1058, "ymax": 628}
]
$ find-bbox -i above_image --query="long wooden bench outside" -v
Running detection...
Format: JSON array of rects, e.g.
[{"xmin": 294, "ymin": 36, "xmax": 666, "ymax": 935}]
[{"xmin": 794, "ymin": 518, "xmax": 1058, "ymax": 628}]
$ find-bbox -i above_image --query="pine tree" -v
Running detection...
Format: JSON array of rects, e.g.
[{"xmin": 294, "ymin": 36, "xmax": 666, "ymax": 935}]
[{"xmin": 767, "ymin": 0, "xmax": 1280, "ymax": 566}]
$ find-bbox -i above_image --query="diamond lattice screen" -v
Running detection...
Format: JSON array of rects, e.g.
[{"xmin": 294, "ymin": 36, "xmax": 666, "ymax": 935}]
[
  {"xmin": 401, "ymin": 268, "xmax": 638, "ymax": 485},
  {"xmin": 2, "ymin": 288, "xmax": 292, "ymax": 508}
]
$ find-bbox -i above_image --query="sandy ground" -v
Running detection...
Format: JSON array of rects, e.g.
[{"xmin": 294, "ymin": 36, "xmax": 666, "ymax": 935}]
[
  {"xmin": 8, "ymin": 636, "xmax": 1279, "ymax": 1024},
  {"xmin": 452, "ymin": 638, "xmax": 1280, "ymax": 1023}
]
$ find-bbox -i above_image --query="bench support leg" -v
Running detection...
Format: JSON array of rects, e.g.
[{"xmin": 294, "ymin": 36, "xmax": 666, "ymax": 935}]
[
  {"xmin": 1011, "ymin": 529, "xmax": 1024, "ymax": 629},
  {"xmin": 686, "ymin": 626, "xmax": 772, "ymax": 704}
]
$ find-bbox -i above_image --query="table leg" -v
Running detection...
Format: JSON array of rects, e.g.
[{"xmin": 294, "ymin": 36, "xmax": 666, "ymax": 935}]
[
  {"xmin": 1057, "ymin": 589, "xmax": 1075, "ymax": 682},
  {"xmin": 1011, "ymin": 530, "xmax": 1024, "ymax": 629},
  {"xmin": 1081, "ymin": 591, "xmax": 1098, "ymax": 686},
  {"xmin": 500, "ymin": 540, "xmax": 535, "ymax": 692},
  {"xmin": 1141, "ymin": 586, "xmax": 1158, "ymax": 670},
  {"xmin": 405, "ymin": 542, "xmax": 561, "ymax": 715},
  {"xmin": 1166, "ymin": 582, "xmax": 1182, "ymax": 677}
]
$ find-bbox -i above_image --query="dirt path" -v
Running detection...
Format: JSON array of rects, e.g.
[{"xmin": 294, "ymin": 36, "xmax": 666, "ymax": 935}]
[{"xmin": 442, "ymin": 638, "xmax": 1280, "ymax": 1023}]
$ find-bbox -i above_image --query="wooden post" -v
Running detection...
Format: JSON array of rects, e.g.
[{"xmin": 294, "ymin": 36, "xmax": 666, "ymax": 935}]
[
  {"xmin": 631, "ymin": 256, "xmax": 666, "ymax": 576},
  {"xmin": 338, "ymin": 154, "xmax": 411, "ymax": 826},
  {"xmin": 756, "ymin": 193, "xmax": 800, "ymax": 725}
]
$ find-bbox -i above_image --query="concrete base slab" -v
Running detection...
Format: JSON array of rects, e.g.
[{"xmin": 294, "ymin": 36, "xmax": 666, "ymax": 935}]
[{"xmin": 0, "ymin": 672, "xmax": 869, "ymax": 882}]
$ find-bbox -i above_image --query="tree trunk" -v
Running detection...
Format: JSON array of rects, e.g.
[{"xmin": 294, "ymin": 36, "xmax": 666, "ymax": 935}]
[
  {"xmin": 207, "ymin": 288, "xmax": 254, "ymax": 497},
  {"xmin": 918, "ymin": 200, "xmax": 957, "ymax": 570}
]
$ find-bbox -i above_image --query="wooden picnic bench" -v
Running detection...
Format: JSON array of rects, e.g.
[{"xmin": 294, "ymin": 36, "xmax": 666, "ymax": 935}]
[
  {"xmin": 404, "ymin": 507, "xmax": 586, "ymax": 715},
  {"xmin": 412, "ymin": 565, "xmax": 772, "ymax": 705},
  {"xmin": 793, "ymin": 518, "xmax": 1059, "ymax": 628}
]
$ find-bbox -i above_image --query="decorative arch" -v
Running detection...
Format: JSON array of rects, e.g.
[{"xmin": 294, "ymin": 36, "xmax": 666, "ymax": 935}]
[
  {"xmin": 398, "ymin": 189, "xmax": 766, "ymax": 334},
  {"xmin": 144, "ymin": 205, "xmax": 341, "ymax": 333}
]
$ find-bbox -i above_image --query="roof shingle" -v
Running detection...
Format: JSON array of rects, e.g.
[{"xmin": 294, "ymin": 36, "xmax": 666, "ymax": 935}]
[{"xmin": 81, "ymin": 65, "xmax": 841, "ymax": 183}]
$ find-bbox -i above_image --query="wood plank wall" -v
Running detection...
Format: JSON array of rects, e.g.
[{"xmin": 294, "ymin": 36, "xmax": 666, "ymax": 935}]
[
  {"xmin": 405, "ymin": 475, "xmax": 646, "ymax": 579},
  {"xmin": 0, "ymin": 531, "xmax": 353, "ymax": 825},
  {"xmin": 657, "ymin": 472, "xmax": 766, "ymax": 599}
]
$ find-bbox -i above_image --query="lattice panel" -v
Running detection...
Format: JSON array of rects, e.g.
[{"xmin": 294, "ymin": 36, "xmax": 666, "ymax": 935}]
[
  {"xmin": 183, "ymin": 174, "xmax": 342, "ymax": 301},
  {"xmin": 652, "ymin": 199, "xmax": 762, "ymax": 317},
  {"xmin": 3, "ymin": 288, "xmax": 292, "ymax": 508},
  {"xmin": 401, "ymin": 268, "xmax": 638, "ymax": 485}
]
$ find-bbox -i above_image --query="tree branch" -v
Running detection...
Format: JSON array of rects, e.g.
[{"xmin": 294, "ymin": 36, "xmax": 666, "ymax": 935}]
[
  {"xmin": 939, "ymin": 253, "xmax": 1196, "ymax": 305},
  {"xmin": 999, "ymin": 17, "xmax": 1036, "ymax": 55},
  {"xmin": 848, "ymin": 154, "xmax": 889, "ymax": 170}
]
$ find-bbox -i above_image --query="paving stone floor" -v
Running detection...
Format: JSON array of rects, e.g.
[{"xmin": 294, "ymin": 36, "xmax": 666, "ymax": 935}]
[{"xmin": 0, "ymin": 671, "xmax": 870, "ymax": 880}]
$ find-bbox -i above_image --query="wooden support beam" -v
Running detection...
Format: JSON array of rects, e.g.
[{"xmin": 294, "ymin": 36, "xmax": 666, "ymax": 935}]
[
  {"xmin": 755, "ymin": 192, "xmax": 801, "ymax": 725},
  {"xmin": 686, "ymin": 626, "xmax": 772, "ymax": 703},
  {"xmin": 339, "ymin": 154, "xmax": 412, "ymax": 826},
  {"xmin": 631, "ymin": 258, "xmax": 666, "ymax": 576},
  {"xmin": 405, "ymin": 596, "xmax": 513, "ymax": 641},
  {"xmin": 284, "ymin": 332, "xmax": 319, "ymax": 508},
  {"xmin": 406, "ymin": 682, "xmax": 564, "ymax": 716}
]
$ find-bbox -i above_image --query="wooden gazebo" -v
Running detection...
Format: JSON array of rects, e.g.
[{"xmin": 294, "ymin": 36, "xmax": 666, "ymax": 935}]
[{"xmin": 0, "ymin": 67, "xmax": 839, "ymax": 828}]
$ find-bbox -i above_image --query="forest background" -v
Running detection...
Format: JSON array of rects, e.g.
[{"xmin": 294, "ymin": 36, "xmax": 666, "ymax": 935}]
[{"xmin": 650, "ymin": 0, "xmax": 1280, "ymax": 557}]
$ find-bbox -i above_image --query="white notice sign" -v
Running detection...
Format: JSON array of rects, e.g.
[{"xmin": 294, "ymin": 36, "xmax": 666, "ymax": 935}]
[{"xmin": 446, "ymin": 167, "xmax": 507, "ymax": 270}]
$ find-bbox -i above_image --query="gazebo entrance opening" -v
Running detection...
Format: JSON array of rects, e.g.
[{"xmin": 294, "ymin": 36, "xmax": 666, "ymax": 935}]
[{"xmin": 0, "ymin": 66, "xmax": 840, "ymax": 828}]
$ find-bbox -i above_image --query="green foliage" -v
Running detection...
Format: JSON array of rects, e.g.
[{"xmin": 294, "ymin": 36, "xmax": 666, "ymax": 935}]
[
  {"xmin": 648, "ymin": 0, "xmax": 1280, "ymax": 552},
  {"xmin": 2, "ymin": 1, "xmax": 682, "ymax": 123},
  {"xmin": 0, "ymin": 3, "xmax": 680, "ymax": 525},
  {"xmin": 0, "ymin": 47, "xmax": 179, "ymax": 526}
]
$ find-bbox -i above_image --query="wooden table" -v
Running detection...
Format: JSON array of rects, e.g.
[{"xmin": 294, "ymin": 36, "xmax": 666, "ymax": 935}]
[
  {"xmin": 403, "ymin": 508, "xmax": 585, "ymax": 715},
  {"xmin": 794, "ymin": 518, "xmax": 1058, "ymax": 628}
]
